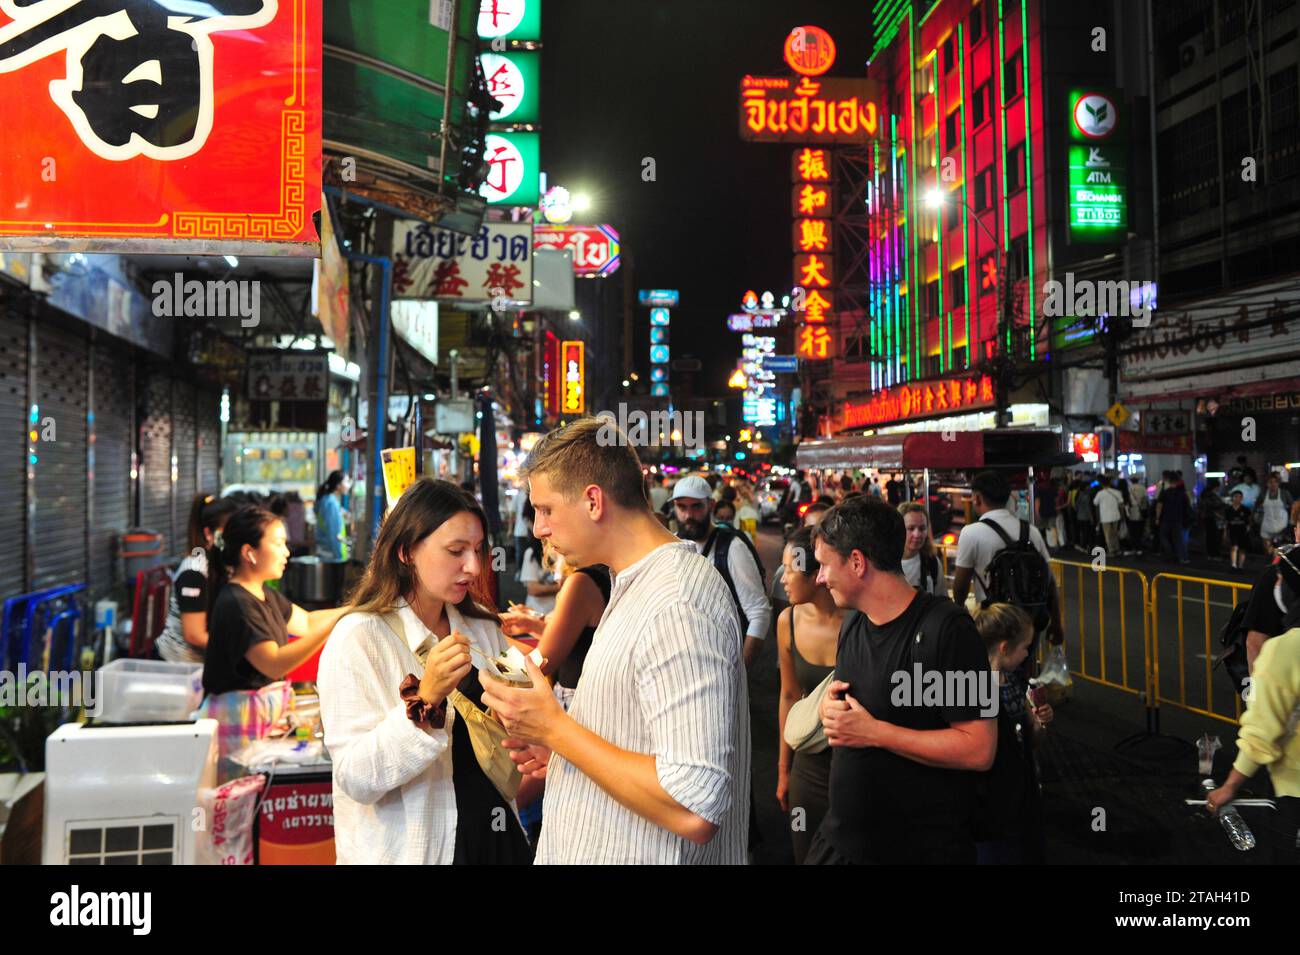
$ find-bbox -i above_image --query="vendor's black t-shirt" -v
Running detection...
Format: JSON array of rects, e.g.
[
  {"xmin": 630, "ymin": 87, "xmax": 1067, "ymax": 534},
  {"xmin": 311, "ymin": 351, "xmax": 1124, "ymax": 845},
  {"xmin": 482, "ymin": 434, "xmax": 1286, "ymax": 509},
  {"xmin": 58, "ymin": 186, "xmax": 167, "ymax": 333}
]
[
  {"xmin": 203, "ymin": 584, "xmax": 293, "ymax": 694},
  {"xmin": 1242, "ymin": 565, "xmax": 1286, "ymax": 638},
  {"xmin": 822, "ymin": 592, "xmax": 991, "ymax": 864}
]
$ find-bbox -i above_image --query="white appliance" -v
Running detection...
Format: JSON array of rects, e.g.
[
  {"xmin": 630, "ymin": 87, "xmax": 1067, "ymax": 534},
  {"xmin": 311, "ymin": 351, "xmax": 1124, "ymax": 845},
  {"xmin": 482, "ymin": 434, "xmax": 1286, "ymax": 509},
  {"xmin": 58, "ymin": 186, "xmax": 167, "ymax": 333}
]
[{"xmin": 43, "ymin": 720, "xmax": 218, "ymax": 865}]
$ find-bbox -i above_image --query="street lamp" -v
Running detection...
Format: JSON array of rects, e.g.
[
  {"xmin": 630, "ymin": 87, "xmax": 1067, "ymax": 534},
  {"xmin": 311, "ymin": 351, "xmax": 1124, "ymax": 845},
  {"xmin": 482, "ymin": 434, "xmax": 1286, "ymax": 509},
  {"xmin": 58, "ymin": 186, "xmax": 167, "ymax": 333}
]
[
  {"xmin": 568, "ymin": 310, "xmax": 581, "ymax": 321},
  {"xmin": 573, "ymin": 193, "xmax": 592, "ymax": 213}
]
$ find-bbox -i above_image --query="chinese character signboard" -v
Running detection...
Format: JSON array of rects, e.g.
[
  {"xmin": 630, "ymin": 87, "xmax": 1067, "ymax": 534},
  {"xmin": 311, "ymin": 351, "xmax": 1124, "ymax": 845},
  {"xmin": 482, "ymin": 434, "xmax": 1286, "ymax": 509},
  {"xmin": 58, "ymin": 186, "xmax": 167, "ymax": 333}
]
[
  {"xmin": 479, "ymin": 51, "xmax": 540, "ymax": 124},
  {"xmin": 0, "ymin": 0, "xmax": 322, "ymax": 255},
  {"xmin": 796, "ymin": 323, "xmax": 836, "ymax": 360},
  {"xmin": 742, "ymin": 332, "xmax": 778, "ymax": 427},
  {"xmin": 837, "ymin": 375, "xmax": 996, "ymax": 428},
  {"xmin": 533, "ymin": 224, "xmax": 620, "ymax": 276},
  {"xmin": 480, "ymin": 131, "xmax": 540, "ymax": 206},
  {"xmin": 1067, "ymin": 90, "xmax": 1127, "ymax": 238},
  {"xmin": 561, "ymin": 339, "xmax": 584, "ymax": 415},
  {"xmin": 248, "ymin": 353, "xmax": 329, "ymax": 403},
  {"xmin": 392, "ymin": 221, "xmax": 533, "ymax": 304},
  {"xmin": 739, "ymin": 75, "xmax": 881, "ymax": 143},
  {"xmin": 784, "ymin": 26, "xmax": 835, "ymax": 77},
  {"xmin": 477, "ymin": 0, "xmax": 542, "ymax": 41}
]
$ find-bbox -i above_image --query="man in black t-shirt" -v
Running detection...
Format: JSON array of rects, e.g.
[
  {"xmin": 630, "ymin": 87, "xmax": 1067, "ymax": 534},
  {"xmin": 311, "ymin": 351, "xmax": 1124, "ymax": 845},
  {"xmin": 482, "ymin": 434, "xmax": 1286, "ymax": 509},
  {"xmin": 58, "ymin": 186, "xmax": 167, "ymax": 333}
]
[
  {"xmin": 805, "ymin": 497, "xmax": 996, "ymax": 865},
  {"xmin": 1243, "ymin": 543, "xmax": 1300, "ymax": 672}
]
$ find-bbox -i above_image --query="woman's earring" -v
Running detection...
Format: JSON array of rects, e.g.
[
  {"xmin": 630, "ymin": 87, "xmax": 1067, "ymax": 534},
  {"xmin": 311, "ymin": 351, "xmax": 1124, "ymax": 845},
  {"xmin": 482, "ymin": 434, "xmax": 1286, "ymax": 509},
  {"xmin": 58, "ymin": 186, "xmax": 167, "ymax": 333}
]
[{"xmin": 251, "ymin": 554, "xmax": 258, "ymax": 566}]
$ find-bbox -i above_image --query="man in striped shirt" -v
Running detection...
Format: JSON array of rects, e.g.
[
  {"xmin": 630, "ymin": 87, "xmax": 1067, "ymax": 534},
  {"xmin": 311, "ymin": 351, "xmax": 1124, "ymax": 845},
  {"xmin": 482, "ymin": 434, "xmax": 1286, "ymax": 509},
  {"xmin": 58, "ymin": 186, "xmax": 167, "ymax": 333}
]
[{"xmin": 480, "ymin": 417, "xmax": 751, "ymax": 863}]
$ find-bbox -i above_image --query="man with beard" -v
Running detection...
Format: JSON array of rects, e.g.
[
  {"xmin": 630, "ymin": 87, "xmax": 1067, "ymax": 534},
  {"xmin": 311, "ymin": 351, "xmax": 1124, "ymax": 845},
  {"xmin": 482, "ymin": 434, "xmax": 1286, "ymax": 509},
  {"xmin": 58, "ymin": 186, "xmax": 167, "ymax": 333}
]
[{"xmin": 672, "ymin": 475, "xmax": 771, "ymax": 668}]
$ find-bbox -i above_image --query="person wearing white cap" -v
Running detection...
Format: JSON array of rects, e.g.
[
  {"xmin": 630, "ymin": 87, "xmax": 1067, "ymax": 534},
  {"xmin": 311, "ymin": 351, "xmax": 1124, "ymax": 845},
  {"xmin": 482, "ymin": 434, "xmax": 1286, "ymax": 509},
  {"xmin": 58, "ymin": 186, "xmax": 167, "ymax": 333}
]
[{"xmin": 672, "ymin": 474, "xmax": 772, "ymax": 668}]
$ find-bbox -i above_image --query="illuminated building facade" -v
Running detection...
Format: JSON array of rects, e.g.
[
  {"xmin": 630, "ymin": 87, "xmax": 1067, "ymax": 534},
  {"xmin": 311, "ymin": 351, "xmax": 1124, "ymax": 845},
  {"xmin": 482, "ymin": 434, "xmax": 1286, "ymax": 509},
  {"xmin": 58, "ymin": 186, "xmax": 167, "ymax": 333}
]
[{"xmin": 816, "ymin": 0, "xmax": 1163, "ymax": 442}]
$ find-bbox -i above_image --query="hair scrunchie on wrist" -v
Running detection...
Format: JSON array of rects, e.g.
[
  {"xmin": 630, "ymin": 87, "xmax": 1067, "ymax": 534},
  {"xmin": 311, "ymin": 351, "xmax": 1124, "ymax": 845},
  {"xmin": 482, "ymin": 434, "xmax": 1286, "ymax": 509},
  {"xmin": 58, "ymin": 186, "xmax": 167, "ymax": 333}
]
[{"xmin": 399, "ymin": 674, "xmax": 446, "ymax": 728}]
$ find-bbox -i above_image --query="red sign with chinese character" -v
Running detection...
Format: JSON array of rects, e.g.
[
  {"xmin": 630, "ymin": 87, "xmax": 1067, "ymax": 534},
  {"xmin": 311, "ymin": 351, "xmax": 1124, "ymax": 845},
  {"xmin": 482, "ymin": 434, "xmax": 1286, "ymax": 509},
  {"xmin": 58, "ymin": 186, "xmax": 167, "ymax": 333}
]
[
  {"xmin": 839, "ymin": 375, "xmax": 997, "ymax": 427},
  {"xmin": 793, "ymin": 182, "xmax": 834, "ymax": 218},
  {"xmin": 0, "ymin": 1, "xmax": 322, "ymax": 255},
  {"xmin": 796, "ymin": 323, "xmax": 836, "ymax": 360},
  {"xmin": 740, "ymin": 75, "xmax": 881, "ymax": 143},
  {"xmin": 792, "ymin": 146, "xmax": 832, "ymax": 182},
  {"xmin": 784, "ymin": 26, "xmax": 836, "ymax": 78},
  {"xmin": 794, "ymin": 253, "xmax": 833, "ymax": 290},
  {"xmin": 793, "ymin": 218, "xmax": 832, "ymax": 253}
]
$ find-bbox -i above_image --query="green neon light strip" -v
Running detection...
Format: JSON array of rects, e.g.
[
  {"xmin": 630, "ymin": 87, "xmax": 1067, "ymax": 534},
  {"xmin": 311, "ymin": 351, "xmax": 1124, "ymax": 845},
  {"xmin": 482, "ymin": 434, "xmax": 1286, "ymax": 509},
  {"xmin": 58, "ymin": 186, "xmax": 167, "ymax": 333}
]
[
  {"xmin": 1021, "ymin": 0, "xmax": 1036, "ymax": 355},
  {"xmin": 998, "ymin": 0, "xmax": 1011, "ymax": 355},
  {"xmin": 871, "ymin": 0, "xmax": 911, "ymax": 63},
  {"xmin": 959, "ymin": 21, "xmax": 970, "ymax": 367},
  {"xmin": 935, "ymin": 44, "xmax": 945, "ymax": 374},
  {"xmin": 909, "ymin": 9, "xmax": 918, "ymax": 381}
]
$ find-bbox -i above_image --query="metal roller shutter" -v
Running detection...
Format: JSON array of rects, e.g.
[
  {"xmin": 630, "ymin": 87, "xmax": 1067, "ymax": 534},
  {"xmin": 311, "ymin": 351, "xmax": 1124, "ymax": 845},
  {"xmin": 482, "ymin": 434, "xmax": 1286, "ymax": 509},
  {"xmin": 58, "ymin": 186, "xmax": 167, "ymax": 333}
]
[
  {"xmin": 173, "ymin": 379, "xmax": 197, "ymax": 550},
  {"xmin": 139, "ymin": 370, "xmax": 174, "ymax": 559},
  {"xmin": 197, "ymin": 389, "xmax": 221, "ymax": 493},
  {"xmin": 0, "ymin": 307, "xmax": 27, "ymax": 599},
  {"xmin": 33, "ymin": 321, "xmax": 88, "ymax": 592},
  {"xmin": 91, "ymin": 340, "xmax": 134, "ymax": 602}
]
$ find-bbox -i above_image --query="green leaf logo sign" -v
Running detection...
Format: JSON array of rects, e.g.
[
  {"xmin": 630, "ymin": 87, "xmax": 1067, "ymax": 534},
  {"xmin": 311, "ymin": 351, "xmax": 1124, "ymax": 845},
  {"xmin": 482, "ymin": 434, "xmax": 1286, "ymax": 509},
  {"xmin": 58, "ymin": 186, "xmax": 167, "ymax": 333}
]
[{"xmin": 1074, "ymin": 94, "xmax": 1117, "ymax": 139}]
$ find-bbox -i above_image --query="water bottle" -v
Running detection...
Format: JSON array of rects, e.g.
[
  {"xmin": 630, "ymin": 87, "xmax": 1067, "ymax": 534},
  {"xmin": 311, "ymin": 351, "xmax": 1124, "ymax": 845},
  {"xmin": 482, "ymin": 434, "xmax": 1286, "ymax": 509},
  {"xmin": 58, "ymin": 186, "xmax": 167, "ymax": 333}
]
[{"xmin": 1202, "ymin": 779, "xmax": 1256, "ymax": 851}]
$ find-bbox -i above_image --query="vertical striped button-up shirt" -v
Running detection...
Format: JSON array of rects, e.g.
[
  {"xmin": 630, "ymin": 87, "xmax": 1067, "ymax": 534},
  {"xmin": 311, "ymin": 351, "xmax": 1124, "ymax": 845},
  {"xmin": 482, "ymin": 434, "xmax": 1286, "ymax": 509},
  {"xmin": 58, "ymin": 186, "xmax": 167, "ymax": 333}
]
[{"xmin": 535, "ymin": 541, "xmax": 751, "ymax": 864}]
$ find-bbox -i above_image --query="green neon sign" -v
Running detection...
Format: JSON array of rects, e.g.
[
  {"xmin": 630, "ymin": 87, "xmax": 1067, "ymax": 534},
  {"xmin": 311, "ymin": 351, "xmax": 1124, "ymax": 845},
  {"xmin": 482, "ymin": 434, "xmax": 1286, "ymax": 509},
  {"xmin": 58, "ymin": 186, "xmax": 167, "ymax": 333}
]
[
  {"xmin": 480, "ymin": 51, "xmax": 540, "ymax": 124},
  {"xmin": 1067, "ymin": 90, "xmax": 1127, "ymax": 237}
]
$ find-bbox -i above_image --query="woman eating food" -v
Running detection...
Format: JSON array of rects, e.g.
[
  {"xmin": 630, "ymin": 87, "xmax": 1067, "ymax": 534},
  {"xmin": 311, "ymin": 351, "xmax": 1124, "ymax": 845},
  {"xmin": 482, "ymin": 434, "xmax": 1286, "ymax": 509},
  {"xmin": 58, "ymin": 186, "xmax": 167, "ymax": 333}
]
[{"xmin": 317, "ymin": 478, "xmax": 534, "ymax": 864}]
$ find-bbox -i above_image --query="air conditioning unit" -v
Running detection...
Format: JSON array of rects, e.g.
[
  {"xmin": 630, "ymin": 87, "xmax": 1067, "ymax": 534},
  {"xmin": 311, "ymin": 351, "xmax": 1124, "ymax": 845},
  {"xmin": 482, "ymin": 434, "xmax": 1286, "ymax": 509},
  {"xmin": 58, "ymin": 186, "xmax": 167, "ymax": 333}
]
[
  {"xmin": 43, "ymin": 720, "xmax": 218, "ymax": 865},
  {"xmin": 1179, "ymin": 37, "xmax": 1204, "ymax": 70}
]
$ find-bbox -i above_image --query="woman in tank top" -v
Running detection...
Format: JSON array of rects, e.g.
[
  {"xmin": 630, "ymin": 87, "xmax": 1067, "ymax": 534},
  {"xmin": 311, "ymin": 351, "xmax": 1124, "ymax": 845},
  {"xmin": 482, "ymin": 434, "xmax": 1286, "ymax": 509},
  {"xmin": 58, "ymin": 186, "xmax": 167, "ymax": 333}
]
[{"xmin": 775, "ymin": 526, "xmax": 844, "ymax": 864}]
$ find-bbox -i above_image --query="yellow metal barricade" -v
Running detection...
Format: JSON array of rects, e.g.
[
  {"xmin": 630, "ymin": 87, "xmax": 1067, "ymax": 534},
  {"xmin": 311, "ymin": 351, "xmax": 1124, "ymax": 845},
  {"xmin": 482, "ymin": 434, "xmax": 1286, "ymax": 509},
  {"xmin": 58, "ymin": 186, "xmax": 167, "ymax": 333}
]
[
  {"xmin": 1149, "ymin": 572, "xmax": 1252, "ymax": 725},
  {"xmin": 1048, "ymin": 559, "xmax": 1151, "ymax": 702}
]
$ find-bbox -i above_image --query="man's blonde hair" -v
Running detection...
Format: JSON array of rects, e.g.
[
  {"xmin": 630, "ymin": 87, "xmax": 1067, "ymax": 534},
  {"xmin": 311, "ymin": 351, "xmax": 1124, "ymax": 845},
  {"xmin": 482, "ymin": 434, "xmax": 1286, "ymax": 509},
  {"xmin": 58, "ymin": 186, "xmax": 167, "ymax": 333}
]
[{"xmin": 521, "ymin": 416, "xmax": 649, "ymax": 511}]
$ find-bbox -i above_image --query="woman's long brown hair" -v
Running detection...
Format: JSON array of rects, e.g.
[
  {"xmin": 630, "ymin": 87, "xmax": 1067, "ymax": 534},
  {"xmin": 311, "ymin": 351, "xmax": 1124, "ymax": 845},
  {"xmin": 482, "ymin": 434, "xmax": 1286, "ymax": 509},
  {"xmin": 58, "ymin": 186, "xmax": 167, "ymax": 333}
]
[{"xmin": 348, "ymin": 478, "xmax": 500, "ymax": 623}]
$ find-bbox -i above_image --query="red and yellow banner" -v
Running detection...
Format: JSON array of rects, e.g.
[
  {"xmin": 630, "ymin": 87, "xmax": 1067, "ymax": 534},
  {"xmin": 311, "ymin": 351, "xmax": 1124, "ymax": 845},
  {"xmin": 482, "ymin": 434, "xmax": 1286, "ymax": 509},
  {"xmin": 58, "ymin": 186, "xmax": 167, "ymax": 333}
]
[{"xmin": 0, "ymin": 0, "xmax": 322, "ymax": 254}]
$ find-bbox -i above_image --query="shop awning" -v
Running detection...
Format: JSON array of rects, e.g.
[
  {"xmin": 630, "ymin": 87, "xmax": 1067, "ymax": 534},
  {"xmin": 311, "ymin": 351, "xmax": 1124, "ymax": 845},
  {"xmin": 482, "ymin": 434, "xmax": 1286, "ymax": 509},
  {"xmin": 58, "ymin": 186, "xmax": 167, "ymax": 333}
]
[{"xmin": 796, "ymin": 429, "xmax": 1078, "ymax": 471}]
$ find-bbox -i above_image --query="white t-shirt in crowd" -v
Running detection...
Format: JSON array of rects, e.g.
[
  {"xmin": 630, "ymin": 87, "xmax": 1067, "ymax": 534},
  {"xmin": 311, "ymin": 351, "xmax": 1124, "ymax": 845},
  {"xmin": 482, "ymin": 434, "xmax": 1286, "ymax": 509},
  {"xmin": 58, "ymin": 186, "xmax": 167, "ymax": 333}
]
[
  {"xmin": 519, "ymin": 548, "xmax": 558, "ymax": 615},
  {"xmin": 955, "ymin": 508, "xmax": 1052, "ymax": 603},
  {"xmin": 1095, "ymin": 486, "xmax": 1125, "ymax": 524}
]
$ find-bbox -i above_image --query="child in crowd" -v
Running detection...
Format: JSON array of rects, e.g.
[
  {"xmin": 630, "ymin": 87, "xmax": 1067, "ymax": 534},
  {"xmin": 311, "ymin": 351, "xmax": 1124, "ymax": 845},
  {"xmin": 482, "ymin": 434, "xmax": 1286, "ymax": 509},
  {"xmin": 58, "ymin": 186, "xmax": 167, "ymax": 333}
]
[
  {"xmin": 972, "ymin": 603, "xmax": 1054, "ymax": 864},
  {"xmin": 1226, "ymin": 490, "xmax": 1252, "ymax": 570}
]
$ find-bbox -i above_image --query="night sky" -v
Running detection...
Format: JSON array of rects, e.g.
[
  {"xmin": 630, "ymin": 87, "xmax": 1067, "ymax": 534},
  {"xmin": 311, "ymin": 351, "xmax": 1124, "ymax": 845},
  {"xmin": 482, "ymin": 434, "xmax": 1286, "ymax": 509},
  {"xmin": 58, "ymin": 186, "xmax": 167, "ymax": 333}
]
[{"xmin": 540, "ymin": 0, "xmax": 873, "ymax": 393}]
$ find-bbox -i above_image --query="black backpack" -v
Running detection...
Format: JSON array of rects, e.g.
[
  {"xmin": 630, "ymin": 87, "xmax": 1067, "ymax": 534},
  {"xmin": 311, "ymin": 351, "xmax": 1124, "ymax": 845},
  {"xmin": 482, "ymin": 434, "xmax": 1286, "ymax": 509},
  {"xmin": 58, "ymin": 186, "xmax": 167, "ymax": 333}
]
[
  {"xmin": 977, "ymin": 518, "xmax": 1052, "ymax": 632},
  {"xmin": 1216, "ymin": 591, "xmax": 1255, "ymax": 700},
  {"xmin": 704, "ymin": 526, "xmax": 768, "ymax": 637}
]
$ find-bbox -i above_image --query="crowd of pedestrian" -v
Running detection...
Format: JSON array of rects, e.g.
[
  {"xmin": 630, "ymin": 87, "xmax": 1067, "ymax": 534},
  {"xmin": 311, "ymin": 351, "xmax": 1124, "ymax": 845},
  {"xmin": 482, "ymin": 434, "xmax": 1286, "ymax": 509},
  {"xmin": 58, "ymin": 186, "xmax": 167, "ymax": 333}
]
[{"xmin": 158, "ymin": 429, "xmax": 1300, "ymax": 864}]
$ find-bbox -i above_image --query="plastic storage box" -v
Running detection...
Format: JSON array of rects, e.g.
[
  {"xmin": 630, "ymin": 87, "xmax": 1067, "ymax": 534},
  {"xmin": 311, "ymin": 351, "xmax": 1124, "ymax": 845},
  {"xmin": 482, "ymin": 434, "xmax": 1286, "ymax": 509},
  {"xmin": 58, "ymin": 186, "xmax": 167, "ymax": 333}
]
[{"xmin": 97, "ymin": 659, "xmax": 204, "ymax": 724}]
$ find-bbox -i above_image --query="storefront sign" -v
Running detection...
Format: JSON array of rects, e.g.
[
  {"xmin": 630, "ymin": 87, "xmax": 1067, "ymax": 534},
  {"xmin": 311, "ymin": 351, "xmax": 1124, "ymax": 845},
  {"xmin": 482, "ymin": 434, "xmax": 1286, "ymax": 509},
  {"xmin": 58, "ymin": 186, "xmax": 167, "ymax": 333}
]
[
  {"xmin": 727, "ymin": 312, "xmax": 783, "ymax": 332},
  {"xmin": 1071, "ymin": 433, "xmax": 1101, "ymax": 463},
  {"xmin": 1121, "ymin": 278, "xmax": 1300, "ymax": 381},
  {"xmin": 257, "ymin": 778, "xmax": 334, "ymax": 865},
  {"xmin": 0, "ymin": 0, "xmax": 322, "ymax": 255},
  {"xmin": 477, "ymin": 0, "xmax": 542, "ymax": 41},
  {"xmin": 796, "ymin": 324, "xmax": 835, "ymax": 360},
  {"xmin": 391, "ymin": 300, "xmax": 439, "ymax": 365},
  {"xmin": 479, "ymin": 132, "xmax": 540, "ymax": 206},
  {"xmin": 1067, "ymin": 90, "xmax": 1126, "ymax": 237},
  {"xmin": 480, "ymin": 51, "xmax": 540, "ymax": 124},
  {"xmin": 561, "ymin": 340, "xmax": 585, "ymax": 414},
  {"xmin": 1117, "ymin": 430, "xmax": 1193, "ymax": 454},
  {"xmin": 839, "ymin": 375, "xmax": 996, "ymax": 428},
  {"xmin": 784, "ymin": 26, "xmax": 836, "ymax": 77},
  {"xmin": 740, "ymin": 75, "xmax": 881, "ymax": 143},
  {"xmin": 639, "ymin": 289, "xmax": 680, "ymax": 307},
  {"xmin": 248, "ymin": 353, "xmax": 329, "ymax": 402},
  {"xmin": 533, "ymin": 224, "xmax": 620, "ymax": 276},
  {"xmin": 392, "ymin": 221, "xmax": 533, "ymax": 303},
  {"xmin": 1142, "ymin": 409, "xmax": 1189, "ymax": 435}
]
